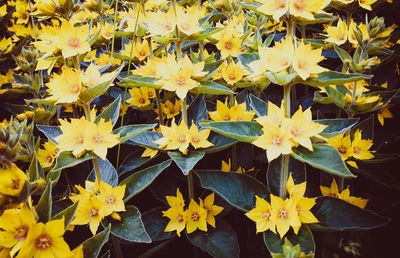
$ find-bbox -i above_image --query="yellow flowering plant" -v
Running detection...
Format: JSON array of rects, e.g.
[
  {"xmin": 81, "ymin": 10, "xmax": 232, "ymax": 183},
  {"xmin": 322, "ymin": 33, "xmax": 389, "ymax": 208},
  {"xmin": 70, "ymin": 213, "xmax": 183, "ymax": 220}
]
[{"xmin": 0, "ymin": 0, "xmax": 398, "ymax": 256}]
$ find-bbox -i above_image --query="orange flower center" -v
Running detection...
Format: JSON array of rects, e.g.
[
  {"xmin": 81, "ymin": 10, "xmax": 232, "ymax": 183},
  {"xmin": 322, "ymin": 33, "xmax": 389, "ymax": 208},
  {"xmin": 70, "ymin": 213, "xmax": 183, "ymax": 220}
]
[
  {"xmin": 290, "ymin": 127, "xmax": 301, "ymax": 137},
  {"xmin": 176, "ymin": 77, "xmax": 186, "ymax": 87},
  {"xmin": 272, "ymin": 135, "xmax": 282, "ymax": 145},
  {"xmin": 181, "ymin": 22, "xmax": 190, "ymax": 31},
  {"xmin": 177, "ymin": 214, "xmax": 184, "ymax": 223},
  {"xmin": 262, "ymin": 210, "xmax": 271, "ymax": 221},
  {"xmin": 178, "ymin": 135, "xmax": 186, "ymax": 143},
  {"xmin": 192, "ymin": 136, "xmax": 200, "ymax": 143},
  {"xmin": 68, "ymin": 37, "xmax": 81, "ymax": 49},
  {"xmin": 139, "ymin": 98, "xmax": 146, "ymax": 104},
  {"xmin": 293, "ymin": 0, "xmax": 305, "ymax": 11},
  {"xmin": 169, "ymin": 109, "xmax": 176, "ymax": 115},
  {"xmin": 35, "ymin": 234, "xmax": 52, "ymax": 250},
  {"xmin": 46, "ymin": 155, "xmax": 53, "ymax": 163},
  {"xmin": 106, "ymin": 195, "xmax": 116, "ymax": 205},
  {"xmin": 277, "ymin": 0, "xmax": 286, "ymax": 8},
  {"xmin": 75, "ymin": 135, "xmax": 84, "ymax": 145},
  {"xmin": 15, "ymin": 225, "xmax": 29, "ymax": 241},
  {"xmin": 338, "ymin": 145, "xmax": 347, "ymax": 154},
  {"xmin": 191, "ymin": 212, "xmax": 200, "ymax": 222},
  {"xmin": 11, "ymin": 179, "xmax": 21, "ymax": 190},
  {"xmin": 139, "ymin": 50, "xmax": 146, "ymax": 57},
  {"xmin": 223, "ymin": 114, "xmax": 231, "ymax": 121},
  {"xmin": 88, "ymin": 207, "xmax": 99, "ymax": 218},
  {"xmin": 93, "ymin": 134, "xmax": 103, "ymax": 144},
  {"xmin": 353, "ymin": 146, "xmax": 361, "ymax": 154},
  {"xmin": 278, "ymin": 208, "xmax": 288, "ymax": 219},
  {"xmin": 148, "ymin": 92, "xmax": 154, "ymax": 98},
  {"xmin": 70, "ymin": 83, "xmax": 80, "ymax": 94},
  {"xmin": 224, "ymin": 42, "xmax": 233, "ymax": 50},
  {"xmin": 164, "ymin": 24, "xmax": 173, "ymax": 31},
  {"xmin": 228, "ymin": 74, "xmax": 236, "ymax": 81},
  {"xmin": 296, "ymin": 205, "xmax": 302, "ymax": 215},
  {"xmin": 297, "ymin": 60, "xmax": 307, "ymax": 69}
]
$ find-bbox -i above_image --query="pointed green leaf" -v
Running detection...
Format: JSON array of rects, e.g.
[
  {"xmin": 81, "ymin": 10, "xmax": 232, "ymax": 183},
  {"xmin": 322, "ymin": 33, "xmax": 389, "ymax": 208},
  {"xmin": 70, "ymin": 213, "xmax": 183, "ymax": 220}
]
[
  {"xmin": 36, "ymin": 181, "xmax": 52, "ymax": 223},
  {"xmin": 126, "ymin": 131, "xmax": 163, "ymax": 149},
  {"xmin": 142, "ymin": 207, "xmax": 176, "ymax": 242},
  {"xmin": 249, "ymin": 94, "xmax": 268, "ymax": 117},
  {"xmin": 187, "ymin": 220, "xmax": 240, "ymax": 258},
  {"xmin": 113, "ymin": 123, "xmax": 156, "ymax": 143},
  {"xmin": 82, "ymin": 225, "xmax": 111, "ymax": 258},
  {"xmin": 121, "ymin": 160, "xmax": 172, "ymax": 202},
  {"xmin": 119, "ymin": 75, "xmax": 161, "ymax": 89},
  {"xmin": 195, "ymin": 170, "xmax": 270, "ymax": 212},
  {"xmin": 315, "ymin": 118, "xmax": 359, "ymax": 138},
  {"xmin": 118, "ymin": 150, "xmax": 151, "ymax": 176},
  {"xmin": 302, "ymin": 71, "xmax": 372, "ymax": 87},
  {"xmin": 87, "ymin": 159, "xmax": 118, "ymax": 187},
  {"xmin": 195, "ymin": 81, "xmax": 234, "ymax": 95},
  {"xmin": 291, "ymin": 144, "xmax": 355, "ymax": 178},
  {"xmin": 204, "ymin": 133, "xmax": 238, "ymax": 153},
  {"xmin": 237, "ymin": 53, "xmax": 259, "ymax": 69},
  {"xmin": 95, "ymin": 96, "xmax": 121, "ymax": 126},
  {"xmin": 311, "ymin": 197, "xmax": 391, "ymax": 230},
  {"xmin": 28, "ymin": 154, "xmax": 44, "ymax": 181},
  {"xmin": 168, "ymin": 151, "xmax": 205, "ymax": 175},
  {"xmin": 200, "ymin": 121, "xmax": 262, "ymax": 143},
  {"xmin": 52, "ymin": 152, "xmax": 96, "ymax": 171},
  {"xmin": 52, "ymin": 201, "xmax": 79, "ymax": 230},
  {"xmin": 334, "ymin": 45, "xmax": 353, "ymax": 64},
  {"xmin": 187, "ymin": 95, "xmax": 208, "ymax": 127},
  {"xmin": 36, "ymin": 125, "xmax": 62, "ymax": 144}
]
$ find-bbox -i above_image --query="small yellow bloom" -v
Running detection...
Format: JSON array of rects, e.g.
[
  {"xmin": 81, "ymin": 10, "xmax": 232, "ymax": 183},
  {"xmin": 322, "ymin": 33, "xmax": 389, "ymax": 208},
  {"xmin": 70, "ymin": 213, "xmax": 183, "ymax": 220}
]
[
  {"xmin": 351, "ymin": 130, "xmax": 374, "ymax": 160},
  {"xmin": 46, "ymin": 66, "xmax": 82, "ymax": 104},
  {"xmin": 188, "ymin": 123, "xmax": 213, "ymax": 149},
  {"xmin": 160, "ymin": 99, "xmax": 181, "ymax": 119},
  {"xmin": 325, "ymin": 18, "xmax": 348, "ymax": 46},
  {"xmin": 159, "ymin": 65, "xmax": 199, "ymax": 100},
  {"xmin": 72, "ymin": 195, "xmax": 105, "ymax": 235},
  {"xmin": 98, "ymin": 182, "xmax": 126, "ymax": 216},
  {"xmin": 221, "ymin": 158, "xmax": 253, "ymax": 173},
  {"xmin": 154, "ymin": 119, "xmax": 190, "ymax": 154},
  {"xmin": 184, "ymin": 199, "xmax": 208, "ymax": 234},
  {"xmin": 326, "ymin": 133, "xmax": 353, "ymax": 161},
  {"xmin": 163, "ymin": 206, "xmax": 186, "ymax": 237},
  {"xmin": 293, "ymin": 40, "xmax": 327, "ymax": 80},
  {"xmin": 0, "ymin": 164, "xmax": 27, "ymax": 197},
  {"xmin": 377, "ymin": 104, "xmax": 393, "ymax": 126},
  {"xmin": 38, "ymin": 141, "xmax": 59, "ymax": 168},
  {"xmin": 245, "ymin": 195, "xmax": 276, "ymax": 233},
  {"xmin": 215, "ymin": 33, "xmax": 242, "ymax": 59},
  {"xmin": 200, "ymin": 193, "xmax": 224, "ymax": 228},
  {"xmin": 209, "ymin": 99, "xmax": 254, "ymax": 122},
  {"xmin": 126, "ymin": 87, "xmax": 156, "ymax": 107},
  {"xmin": 320, "ymin": 179, "xmax": 340, "ymax": 197},
  {"xmin": 221, "ymin": 61, "xmax": 246, "ymax": 85},
  {"xmin": 338, "ymin": 188, "xmax": 368, "ymax": 208},
  {"xmin": 81, "ymin": 63, "xmax": 115, "ymax": 88},
  {"xmin": 54, "ymin": 117, "xmax": 89, "ymax": 157},
  {"xmin": 270, "ymin": 194, "xmax": 301, "ymax": 238}
]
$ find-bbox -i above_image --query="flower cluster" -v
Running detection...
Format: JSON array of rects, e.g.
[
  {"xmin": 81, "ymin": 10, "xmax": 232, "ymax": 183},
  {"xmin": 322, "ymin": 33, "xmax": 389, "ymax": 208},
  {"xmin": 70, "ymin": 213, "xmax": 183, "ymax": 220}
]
[
  {"xmin": 209, "ymin": 99, "xmax": 255, "ymax": 122},
  {"xmin": 70, "ymin": 180, "xmax": 126, "ymax": 235},
  {"xmin": 163, "ymin": 189, "xmax": 223, "ymax": 236},
  {"xmin": 245, "ymin": 174, "xmax": 318, "ymax": 238},
  {"xmin": 320, "ymin": 179, "xmax": 368, "ymax": 208},
  {"xmin": 55, "ymin": 117, "xmax": 120, "ymax": 160},
  {"xmin": 253, "ymin": 101, "xmax": 327, "ymax": 161}
]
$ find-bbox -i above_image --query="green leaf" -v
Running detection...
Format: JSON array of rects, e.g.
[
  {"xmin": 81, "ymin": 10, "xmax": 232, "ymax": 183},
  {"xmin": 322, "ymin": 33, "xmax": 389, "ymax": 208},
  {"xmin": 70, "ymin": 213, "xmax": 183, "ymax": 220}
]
[
  {"xmin": 200, "ymin": 121, "xmax": 262, "ymax": 143},
  {"xmin": 114, "ymin": 123, "xmax": 156, "ymax": 143},
  {"xmin": 82, "ymin": 225, "xmax": 111, "ymax": 258},
  {"xmin": 87, "ymin": 159, "xmax": 118, "ymax": 187},
  {"xmin": 36, "ymin": 125, "xmax": 62, "ymax": 144},
  {"xmin": 202, "ymin": 60, "xmax": 224, "ymax": 80},
  {"xmin": 237, "ymin": 53, "xmax": 259, "ymax": 69},
  {"xmin": 119, "ymin": 75, "xmax": 161, "ymax": 89},
  {"xmin": 311, "ymin": 197, "xmax": 391, "ymax": 230},
  {"xmin": 325, "ymin": 86, "xmax": 346, "ymax": 108},
  {"xmin": 266, "ymin": 72, "xmax": 297, "ymax": 86},
  {"xmin": 196, "ymin": 81, "xmax": 234, "ymax": 95},
  {"xmin": 95, "ymin": 95, "xmax": 121, "ymax": 126},
  {"xmin": 36, "ymin": 180, "xmax": 52, "ymax": 223},
  {"xmin": 195, "ymin": 170, "xmax": 270, "ymax": 212},
  {"xmin": 187, "ymin": 220, "xmax": 240, "ymax": 258},
  {"xmin": 291, "ymin": 144, "xmax": 355, "ymax": 178},
  {"xmin": 302, "ymin": 71, "xmax": 372, "ymax": 87},
  {"xmin": 80, "ymin": 65, "xmax": 123, "ymax": 104},
  {"xmin": 168, "ymin": 151, "xmax": 205, "ymax": 175},
  {"xmin": 52, "ymin": 201, "xmax": 79, "ymax": 230},
  {"xmin": 314, "ymin": 91, "xmax": 333, "ymax": 104},
  {"xmin": 28, "ymin": 154, "xmax": 44, "ymax": 181},
  {"xmin": 204, "ymin": 133, "xmax": 238, "ymax": 153},
  {"xmin": 142, "ymin": 207, "xmax": 176, "ymax": 242},
  {"xmin": 187, "ymin": 95, "xmax": 208, "ymax": 127},
  {"xmin": 121, "ymin": 160, "xmax": 172, "ymax": 202},
  {"xmin": 105, "ymin": 205, "xmax": 151, "ymax": 243},
  {"xmin": 350, "ymin": 114, "xmax": 374, "ymax": 140},
  {"xmin": 126, "ymin": 131, "xmax": 163, "ymax": 149},
  {"xmin": 263, "ymin": 225, "xmax": 315, "ymax": 255},
  {"xmin": 334, "ymin": 45, "xmax": 353, "ymax": 64},
  {"xmin": 267, "ymin": 156, "xmax": 306, "ymax": 196},
  {"xmin": 52, "ymin": 152, "xmax": 96, "ymax": 171},
  {"xmin": 184, "ymin": 27, "xmax": 225, "ymax": 41},
  {"xmin": 315, "ymin": 118, "xmax": 359, "ymax": 138},
  {"xmin": 249, "ymin": 94, "xmax": 268, "ymax": 117},
  {"xmin": 118, "ymin": 150, "xmax": 151, "ymax": 176}
]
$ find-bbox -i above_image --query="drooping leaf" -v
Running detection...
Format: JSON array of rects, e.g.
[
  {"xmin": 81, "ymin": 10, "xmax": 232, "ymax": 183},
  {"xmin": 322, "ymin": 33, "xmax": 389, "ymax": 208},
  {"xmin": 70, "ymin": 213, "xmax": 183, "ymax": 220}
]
[
  {"xmin": 82, "ymin": 225, "xmax": 111, "ymax": 258},
  {"xmin": 204, "ymin": 133, "xmax": 238, "ymax": 153},
  {"xmin": 118, "ymin": 150, "xmax": 151, "ymax": 176},
  {"xmin": 187, "ymin": 95, "xmax": 208, "ymax": 127},
  {"xmin": 249, "ymin": 94, "xmax": 268, "ymax": 117},
  {"xmin": 119, "ymin": 75, "xmax": 161, "ymax": 89},
  {"xmin": 200, "ymin": 121, "xmax": 262, "ymax": 143},
  {"xmin": 237, "ymin": 53, "xmax": 259, "ymax": 69},
  {"xmin": 187, "ymin": 220, "xmax": 240, "ymax": 258},
  {"xmin": 291, "ymin": 145, "xmax": 355, "ymax": 178},
  {"xmin": 168, "ymin": 151, "xmax": 205, "ymax": 175},
  {"xmin": 28, "ymin": 154, "xmax": 44, "ymax": 181},
  {"xmin": 95, "ymin": 95, "xmax": 121, "ymax": 126},
  {"xmin": 36, "ymin": 125, "xmax": 62, "ymax": 143},
  {"xmin": 121, "ymin": 160, "xmax": 172, "ymax": 202},
  {"xmin": 52, "ymin": 201, "xmax": 79, "ymax": 230},
  {"xmin": 141, "ymin": 207, "xmax": 176, "ymax": 242},
  {"xmin": 302, "ymin": 71, "xmax": 372, "ymax": 87},
  {"xmin": 104, "ymin": 205, "xmax": 151, "ymax": 243},
  {"xmin": 311, "ymin": 197, "xmax": 391, "ymax": 230},
  {"xmin": 195, "ymin": 81, "xmax": 235, "ymax": 95},
  {"xmin": 113, "ymin": 123, "xmax": 156, "ymax": 143},
  {"xmin": 36, "ymin": 181, "xmax": 52, "ymax": 223},
  {"xmin": 263, "ymin": 225, "xmax": 315, "ymax": 255},
  {"xmin": 87, "ymin": 158, "xmax": 118, "ymax": 187},
  {"xmin": 52, "ymin": 152, "xmax": 96, "ymax": 171},
  {"xmin": 126, "ymin": 131, "xmax": 163, "ymax": 149},
  {"xmin": 315, "ymin": 118, "xmax": 359, "ymax": 138},
  {"xmin": 195, "ymin": 170, "xmax": 270, "ymax": 212}
]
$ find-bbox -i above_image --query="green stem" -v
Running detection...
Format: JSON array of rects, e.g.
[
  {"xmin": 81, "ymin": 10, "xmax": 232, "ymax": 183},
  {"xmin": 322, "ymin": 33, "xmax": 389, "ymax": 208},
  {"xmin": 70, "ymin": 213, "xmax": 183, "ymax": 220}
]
[
  {"xmin": 110, "ymin": 0, "xmax": 120, "ymax": 65},
  {"xmin": 181, "ymin": 98, "xmax": 193, "ymax": 200},
  {"xmin": 280, "ymin": 155, "xmax": 289, "ymax": 199},
  {"xmin": 229, "ymin": 94, "xmax": 237, "ymax": 171},
  {"xmin": 181, "ymin": 97, "xmax": 188, "ymax": 125},
  {"xmin": 155, "ymin": 90, "xmax": 163, "ymax": 125}
]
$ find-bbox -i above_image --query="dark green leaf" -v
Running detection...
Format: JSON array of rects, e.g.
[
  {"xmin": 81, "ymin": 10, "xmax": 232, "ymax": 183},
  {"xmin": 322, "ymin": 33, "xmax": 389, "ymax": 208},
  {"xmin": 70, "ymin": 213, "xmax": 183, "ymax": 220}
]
[
  {"xmin": 195, "ymin": 170, "xmax": 270, "ymax": 212},
  {"xmin": 249, "ymin": 94, "xmax": 268, "ymax": 117},
  {"xmin": 302, "ymin": 71, "xmax": 372, "ymax": 87},
  {"xmin": 204, "ymin": 133, "xmax": 238, "ymax": 153},
  {"xmin": 200, "ymin": 121, "xmax": 262, "ymax": 143},
  {"xmin": 312, "ymin": 197, "xmax": 391, "ymax": 230},
  {"xmin": 168, "ymin": 151, "xmax": 205, "ymax": 175},
  {"xmin": 334, "ymin": 45, "xmax": 352, "ymax": 64},
  {"xmin": 187, "ymin": 220, "xmax": 240, "ymax": 258},
  {"xmin": 28, "ymin": 154, "xmax": 44, "ymax": 181},
  {"xmin": 315, "ymin": 118, "xmax": 359, "ymax": 138},
  {"xmin": 95, "ymin": 95, "xmax": 121, "ymax": 126},
  {"xmin": 52, "ymin": 152, "xmax": 96, "ymax": 171},
  {"xmin": 114, "ymin": 123, "xmax": 156, "ymax": 143},
  {"xmin": 118, "ymin": 150, "xmax": 151, "ymax": 176},
  {"xmin": 52, "ymin": 202, "xmax": 79, "ymax": 230},
  {"xmin": 325, "ymin": 86, "xmax": 346, "ymax": 108},
  {"xmin": 350, "ymin": 114, "xmax": 374, "ymax": 140},
  {"xmin": 126, "ymin": 131, "xmax": 163, "ymax": 149},
  {"xmin": 237, "ymin": 53, "xmax": 259, "ymax": 69},
  {"xmin": 36, "ymin": 125, "xmax": 62, "ymax": 143},
  {"xmin": 187, "ymin": 95, "xmax": 208, "ymax": 127},
  {"xmin": 82, "ymin": 225, "xmax": 111, "ymax": 258},
  {"xmin": 36, "ymin": 181, "xmax": 52, "ymax": 223},
  {"xmin": 121, "ymin": 160, "xmax": 172, "ymax": 202},
  {"xmin": 196, "ymin": 81, "xmax": 234, "ymax": 95},
  {"xmin": 87, "ymin": 159, "xmax": 118, "ymax": 187},
  {"xmin": 142, "ymin": 207, "xmax": 176, "ymax": 242}
]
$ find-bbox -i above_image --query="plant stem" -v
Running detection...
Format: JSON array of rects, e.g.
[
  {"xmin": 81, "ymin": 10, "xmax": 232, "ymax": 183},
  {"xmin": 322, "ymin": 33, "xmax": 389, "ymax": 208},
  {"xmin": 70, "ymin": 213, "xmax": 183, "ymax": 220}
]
[
  {"xmin": 280, "ymin": 155, "xmax": 289, "ymax": 199},
  {"xmin": 229, "ymin": 94, "xmax": 237, "ymax": 171},
  {"xmin": 181, "ymin": 97, "xmax": 194, "ymax": 200},
  {"xmin": 110, "ymin": 0, "xmax": 119, "ymax": 65},
  {"xmin": 181, "ymin": 97, "xmax": 188, "ymax": 125}
]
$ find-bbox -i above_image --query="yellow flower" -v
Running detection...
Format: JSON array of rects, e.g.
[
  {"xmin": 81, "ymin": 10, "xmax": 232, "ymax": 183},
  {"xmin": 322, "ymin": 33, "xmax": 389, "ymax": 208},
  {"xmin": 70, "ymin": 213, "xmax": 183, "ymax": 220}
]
[
  {"xmin": 200, "ymin": 193, "xmax": 224, "ymax": 228},
  {"xmin": 46, "ymin": 66, "xmax": 82, "ymax": 104},
  {"xmin": 84, "ymin": 50, "xmax": 97, "ymax": 62},
  {"xmin": 72, "ymin": 195, "xmax": 105, "ymax": 235},
  {"xmin": 188, "ymin": 123, "xmax": 213, "ymax": 149},
  {"xmin": 98, "ymin": 182, "xmax": 126, "ymax": 216},
  {"xmin": 145, "ymin": 8, "xmax": 176, "ymax": 36},
  {"xmin": 252, "ymin": 123, "xmax": 292, "ymax": 162},
  {"xmin": 245, "ymin": 195, "xmax": 276, "ymax": 233},
  {"xmin": 215, "ymin": 32, "xmax": 242, "ymax": 59},
  {"xmin": 351, "ymin": 130, "xmax": 374, "ymax": 160},
  {"xmin": 100, "ymin": 23, "xmax": 114, "ymax": 40},
  {"xmin": 163, "ymin": 206, "xmax": 186, "ymax": 237},
  {"xmin": 160, "ymin": 99, "xmax": 181, "ymax": 119},
  {"xmin": 0, "ymin": 204, "xmax": 36, "ymax": 257},
  {"xmin": 377, "ymin": 104, "xmax": 393, "ymax": 126},
  {"xmin": 184, "ymin": 199, "xmax": 208, "ymax": 234},
  {"xmin": 338, "ymin": 188, "xmax": 368, "ymax": 208},
  {"xmin": 83, "ymin": 119, "xmax": 120, "ymax": 160},
  {"xmin": 326, "ymin": 133, "xmax": 353, "ymax": 161},
  {"xmin": 53, "ymin": 19, "xmax": 91, "ymax": 58},
  {"xmin": 17, "ymin": 218, "xmax": 72, "ymax": 257},
  {"xmin": 221, "ymin": 159, "xmax": 253, "ymax": 173},
  {"xmin": 159, "ymin": 65, "xmax": 199, "ymax": 100},
  {"xmin": 221, "ymin": 61, "xmax": 246, "ymax": 85},
  {"xmin": 154, "ymin": 119, "xmax": 190, "ymax": 154},
  {"xmin": 256, "ymin": 101, "xmax": 285, "ymax": 127},
  {"xmin": 209, "ymin": 99, "xmax": 255, "ymax": 122},
  {"xmin": 325, "ymin": 18, "xmax": 348, "ymax": 45},
  {"xmin": 270, "ymin": 194, "xmax": 301, "ymax": 238},
  {"xmin": 13, "ymin": 0, "xmax": 29, "ymax": 25},
  {"xmin": 166, "ymin": 188, "xmax": 185, "ymax": 209},
  {"xmin": 38, "ymin": 141, "xmax": 59, "ymax": 168},
  {"xmin": 320, "ymin": 179, "xmax": 340, "ymax": 197},
  {"xmin": 176, "ymin": 6, "xmax": 203, "ymax": 35},
  {"xmin": 81, "ymin": 63, "xmax": 115, "ymax": 88},
  {"xmin": 289, "ymin": 0, "xmax": 324, "ymax": 20},
  {"xmin": 357, "ymin": 0, "xmax": 377, "ymax": 11},
  {"xmin": 54, "ymin": 117, "xmax": 89, "ymax": 157},
  {"xmin": 257, "ymin": 0, "xmax": 289, "ymax": 22},
  {"xmin": 126, "ymin": 87, "xmax": 155, "ymax": 107},
  {"xmin": 287, "ymin": 173, "xmax": 306, "ymax": 198},
  {"xmin": 292, "ymin": 196, "xmax": 318, "ymax": 233},
  {"xmin": 293, "ymin": 40, "xmax": 327, "ymax": 80},
  {"xmin": 0, "ymin": 164, "xmax": 27, "ymax": 197},
  {"xmin": 141, "ymin": 147, "xmax": 158, "ymax": 158}
]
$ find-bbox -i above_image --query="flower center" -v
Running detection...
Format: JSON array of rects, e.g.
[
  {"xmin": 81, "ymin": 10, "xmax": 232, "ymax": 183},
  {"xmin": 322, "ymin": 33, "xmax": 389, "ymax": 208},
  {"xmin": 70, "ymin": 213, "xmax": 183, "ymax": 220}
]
[
  {"xmin": 297, "ymin": 60, "xmax": 306, "ymax": 69},
  {"xmin": 191, "ymin": 212, "xmax": 200, "ymax": 222},
  {"xmin": 93, "ymin": 134, "xmax": 103, "ymax": 144},
  {"xmin": 169, "ymin": 109, "xmax": 176, "ymax": 114},
  {"xmin": 139, "ymin": 50, "xmax": 146, "ymax": 57},
  {"xmin": 294, "ymin": 0, "xmax": 305, "ymax": 11},
  {"xmin": 223, "ymin": 114, "xmax": 231, "ymax": 121},
  {"xmin": 88, "ymin": 207, "xmax": 99, "ymax": 218},
  {"xmin": 178, "ymin": 135, "xmax": 186, "ymax": 143},
  {"xmin": 106, "ymin": 195, "xmax": 116, "ymax": 205},
  {"xmin": 224, "ymin": 42, "xmax": 233, "ymax": 50},
  {"xmin": 278, "ymin": 209, "xmax": 288, "ymax": 219},
  {"xmin": 164, "ymin": 24, "xmax": 173, "ymax": 31},
  {"xmin": 228, "ymin": 74, "xmax": 236, "ymax": 81},
  {"xmin": 272, "ymin": 135, "xmax": 282, "ymax": 145},
  {"xmin": 15, "ymin": 225, "xmax": 29, "ymax": 241},
  {"xmin": 290, "ymin": 127, "xmax": 301, "ymax": 137},
  {"xmin": 277, "ymin": 0, "xmax": 286, "ymax": 8},
  {"xmin": 296, "ymin": 205, "xmax": 302, "ymax": 215},
  {"xmin": 148, "ymin": 92, "xmax": 154, "ymax": 98},
  {"xmin": 262, "ymin": 210, "xmax": 271, "ymax": 221},
  {"xmin": 139, "ymin": 98, "xmax": 146, "ymax": 104},
  {"xmin": 75, "ymin": 135, "xmax": 84, "ymax": 145},
  {"xmin": 181, "ymin": 22, "xmax": 190, "ymax": 31},
  {"xmin": 46, "ymin": 155, "xmax": 53, "ymax": 163},
  {"xmin": 338, "ymin": 145, "xmax": 347, "ymax": 154},
  {"xmin": 68, "ymin": 37, "xmax": 81, "ymax": 49},
  {"xmin": 353, "ymin": 146, "xmax": 360, "ymax": 154},
  {"xmin": 176, "ymin": 77, "xmax": 186, "ymax": 87},
  {"xmin": 11, "ymin": 179, "xmax": 21, "ymax": 190},
  {"xmin": 192, "ymin": 136, "xmax": 200, "ymax": 143},
  {"xmin": 35, "ymin": 234, "xmax": 52, "ymax": 250},
  {"xmin": 70, "ymin": 83, "xmax": 80, "ymax": 94},
  {"xmin": 177, "ymin": 214, "xmax": 184, "ymax": 223}
]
